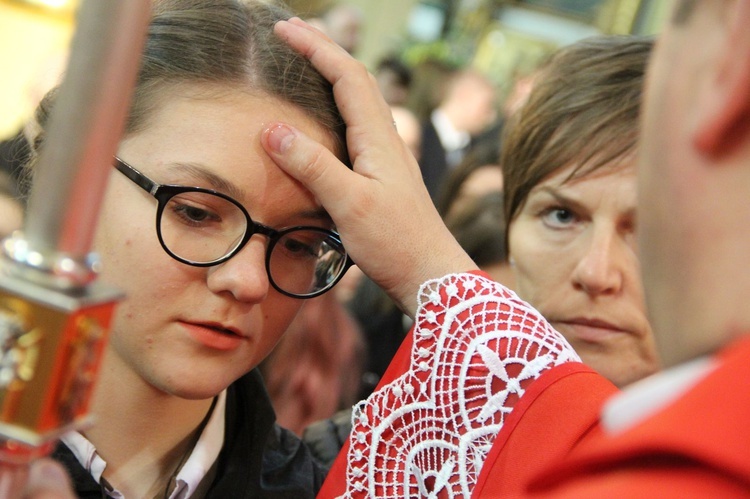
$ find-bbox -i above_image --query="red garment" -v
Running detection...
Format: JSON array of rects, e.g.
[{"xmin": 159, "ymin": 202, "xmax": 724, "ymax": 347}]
[
  {"xmin": 524, "ymin": 336, "xmax": 750, "ymax": 498},
  {"xmin": 472, "ymin": 364, "xmax": 615, "ymax": 497},
  {"xmin": 318, "ymin": 272, "xmax": 583, "ymax": 498},
  {"xmin": 320, "ymin": 270, "xmax": 750, "ymax": 498}
]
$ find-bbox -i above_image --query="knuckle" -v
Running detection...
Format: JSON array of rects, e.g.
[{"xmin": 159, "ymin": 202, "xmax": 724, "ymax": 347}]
[
  {"xmin": 298, "ymin": 146, "xmax": 328, "ymax": 184},
  {"xmin": 366, "ymin": 71, "xmax": 379, "ymax": 87},
  {"xmin": 353, "ymin": 61, "xmax": 371, "ymax": 80}
]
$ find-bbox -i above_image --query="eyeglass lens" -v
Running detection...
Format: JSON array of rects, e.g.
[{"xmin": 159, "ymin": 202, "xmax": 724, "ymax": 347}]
[
  {"xmin": 160, "ymin": 191, "xmax": 247, "ymax": 263},
  {"xmin": 268, "ymin": 232, "xmax": 348, "ymax": 296},
  {"xmin": 158, "ymin": 191, "xmax": 346, "ymax": 297}
]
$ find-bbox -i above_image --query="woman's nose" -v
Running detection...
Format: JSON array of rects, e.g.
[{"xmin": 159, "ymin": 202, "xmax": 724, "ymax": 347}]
[
  {"xmin": 572, "ymin": 230, "xmax": 624, "ymax": 297},
  {"xmin": 206, "ymin": 237, "xmax": 270, "ymax": 303}
]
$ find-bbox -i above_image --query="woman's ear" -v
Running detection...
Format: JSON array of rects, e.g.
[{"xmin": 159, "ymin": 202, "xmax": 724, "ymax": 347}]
[{"xmin": 693, "ymin": 0, "xmax": 750, "ymax": 156}]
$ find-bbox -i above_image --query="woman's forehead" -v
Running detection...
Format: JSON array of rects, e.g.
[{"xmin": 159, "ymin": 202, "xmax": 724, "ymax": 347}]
[
  {"xmin": 137, "ymin": 82, "xmax": 325, "ymax": 132},
  {"xmin": 540, "ymin": 154, "xmax": 637, "ymax": 189}
]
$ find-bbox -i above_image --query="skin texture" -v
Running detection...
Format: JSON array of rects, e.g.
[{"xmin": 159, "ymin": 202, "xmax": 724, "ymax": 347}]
[
  {"xmin": 508, "ymin": 162, "xmax": 658, "ymax": 387},
  {"xmin": 638, "ymin": 0, "xmax": 750, "ymax": 367},
  {"xmin": 86, "ymin": 84, "xmax": 336, "ymax": 497}
]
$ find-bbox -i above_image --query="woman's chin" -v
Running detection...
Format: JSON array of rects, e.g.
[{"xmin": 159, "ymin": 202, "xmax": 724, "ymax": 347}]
[
  {"xmin": 165, "ymin": 382, "xmax": 231, "ymax": 400},
  {"xmin": 150, "ymin": 369, "xmax": 241, "ymax": 400}
]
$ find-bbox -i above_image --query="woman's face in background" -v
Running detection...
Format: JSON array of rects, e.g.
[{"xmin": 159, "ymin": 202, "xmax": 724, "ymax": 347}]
[{"xmin": 508, "ymin": 160, "xmax": 659, "ymax": 387}]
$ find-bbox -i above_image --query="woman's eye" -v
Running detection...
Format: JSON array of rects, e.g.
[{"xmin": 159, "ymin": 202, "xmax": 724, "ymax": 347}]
[
  {"xmin": 173, "ymin": 204, "xmax": 220, "ymax": 225},
  {"xmin": 540, "ymin": 207, "xmax": 577, "ymax": 229},
  {"xmin": 283, "ymin": 238, "xmax": 318, "ymax": 258},
  {"xmin": 181, "ymin": 205, "xmax": 209, "ymax": 221}
]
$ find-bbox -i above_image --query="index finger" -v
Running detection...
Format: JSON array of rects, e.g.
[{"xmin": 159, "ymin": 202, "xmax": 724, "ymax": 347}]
[{"xmin": 274, "ymin": 18, "xmax": 394, "ymax": 133}]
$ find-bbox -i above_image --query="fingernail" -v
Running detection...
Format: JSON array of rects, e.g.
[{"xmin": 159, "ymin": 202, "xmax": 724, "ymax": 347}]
[{"xmin": 266, "ymin": 124, "xmax": 296, "ymax": 153}]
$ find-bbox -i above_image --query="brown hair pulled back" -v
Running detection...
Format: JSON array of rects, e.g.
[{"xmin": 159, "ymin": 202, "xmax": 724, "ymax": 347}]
[{"xmin": 24, "ymin": 0, "xmax": 347, "ymax": 191}]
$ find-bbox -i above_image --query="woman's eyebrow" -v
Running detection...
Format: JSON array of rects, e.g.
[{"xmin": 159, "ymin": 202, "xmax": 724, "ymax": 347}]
[
  {"xmin": 165, "ymin": 163, "xmax": 246, "ymax": 200},
  {"xmin": 533, "ymin": 186, "xmax": 587, "ymax": 212},
  {"xmin": 295, "ymin": 207, "xmax": 335, "ymax": 227},
  {"xmin": 165, "ymin": 162, "xmax": 334, "ymax": 225}
]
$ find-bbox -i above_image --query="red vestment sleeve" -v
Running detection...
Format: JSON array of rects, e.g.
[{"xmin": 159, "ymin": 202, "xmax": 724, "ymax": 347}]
[
  {"xmin": 472, "ymin": 363, "xmax": 616, "ymax": 498},
  {"xmin": 319, "ymin": 272, "xmax": 587, "ymax": 498}
]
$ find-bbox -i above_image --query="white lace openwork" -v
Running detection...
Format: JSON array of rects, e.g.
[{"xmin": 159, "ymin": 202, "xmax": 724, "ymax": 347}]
[{"xmin": 338, "ymin": 273, "xmax": 580, "ymax": 498}]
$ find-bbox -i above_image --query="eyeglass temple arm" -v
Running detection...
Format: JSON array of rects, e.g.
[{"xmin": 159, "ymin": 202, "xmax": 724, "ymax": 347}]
[{"xmin": 114, "ymin": 157, "xmax": 159, "ymax": 195}]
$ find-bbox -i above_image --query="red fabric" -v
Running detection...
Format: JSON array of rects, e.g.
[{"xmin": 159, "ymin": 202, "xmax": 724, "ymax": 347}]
[
  {"xmin": 320, "ymin": 261, "xmax": 750, "ymax": 499},
  {"xmin": 526, "ymin": 336, "xmax": 750, "ymax": 498},
  {"xmin": 473, "ymin": 363, "xmax": 616, "ymax": 498},
  {"xmin": 318, "ymin": 270, "xmax": 582, "ymax": 498},
  {"xmin": 320, "ymin": 273, "xmax": 498, "ymax": 499},
  {"xmin": 320, "ymin": 338, "xmax": 612, "ymax": 499}
]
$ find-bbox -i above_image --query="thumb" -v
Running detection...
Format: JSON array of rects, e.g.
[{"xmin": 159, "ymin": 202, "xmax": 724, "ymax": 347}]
[
  {"xmin": 261, "ymin": 120, "xmax": 477, "ymax": 316},
  {"xmin": 261, "ymin": 123, "xmax": 355, "ymax": 214}
]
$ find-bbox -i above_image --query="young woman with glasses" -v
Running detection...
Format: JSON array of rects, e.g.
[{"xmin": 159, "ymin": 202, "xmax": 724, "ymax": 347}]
[{"xmin": 22, "ymin": 1, "xmax": 355, "ymax": 497}]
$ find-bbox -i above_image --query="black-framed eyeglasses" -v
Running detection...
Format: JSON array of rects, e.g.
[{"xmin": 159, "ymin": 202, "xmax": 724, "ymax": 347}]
[{"xmin": 113, "ymin": 157, "xmax": 352, "ymax": 299}]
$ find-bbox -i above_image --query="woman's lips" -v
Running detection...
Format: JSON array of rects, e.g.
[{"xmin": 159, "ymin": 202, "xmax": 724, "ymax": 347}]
[
  {"xmin": 555, "ymin": 318, "xmax": 629, "ymax": 343},
  {"xmin": 180, "ymin": 321, "xmax": 244, "ymax": 351}
]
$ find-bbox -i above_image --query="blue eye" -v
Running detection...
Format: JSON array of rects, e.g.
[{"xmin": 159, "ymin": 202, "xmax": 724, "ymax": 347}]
[{"xmin": 541, "ymin": 207, "xmax": 577, "ymax": 229}]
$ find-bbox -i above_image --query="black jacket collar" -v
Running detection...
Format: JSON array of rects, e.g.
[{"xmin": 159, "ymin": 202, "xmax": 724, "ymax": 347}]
[{"xmin": 53, "ymin": 369, "xmax": 324, "ymax": 498}]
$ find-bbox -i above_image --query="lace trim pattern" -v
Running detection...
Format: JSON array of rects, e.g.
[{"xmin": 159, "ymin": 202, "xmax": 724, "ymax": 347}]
[{"xmin": 339, "ymin": 273, "xmax": 580, "ymax": 498}]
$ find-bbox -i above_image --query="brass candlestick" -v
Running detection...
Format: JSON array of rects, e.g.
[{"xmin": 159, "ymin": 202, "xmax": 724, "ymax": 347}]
[{"xmin": 0, "ymin": 0, "xmax": 151, "ymax": 464}]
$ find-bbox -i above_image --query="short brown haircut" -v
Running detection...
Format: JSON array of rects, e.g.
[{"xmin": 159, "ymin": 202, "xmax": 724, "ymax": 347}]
[{"xmin": 502, "ymin": 36, "xmax": 653, "ymax": 238}]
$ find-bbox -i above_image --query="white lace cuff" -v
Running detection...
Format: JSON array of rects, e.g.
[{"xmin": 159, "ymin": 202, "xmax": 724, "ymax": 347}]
[{"xmin": 338, "ymin": 272, "xmax": 580, "ymax": 498}]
